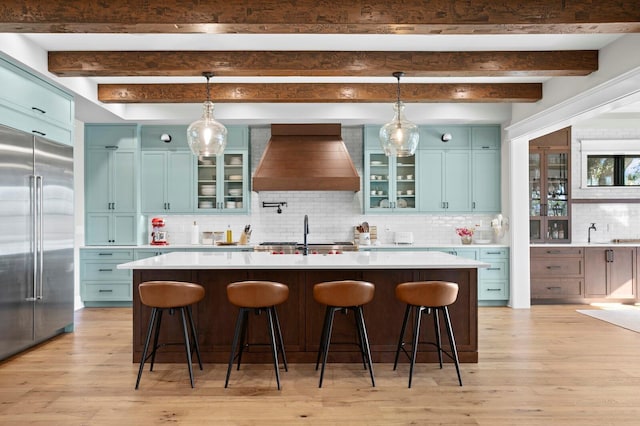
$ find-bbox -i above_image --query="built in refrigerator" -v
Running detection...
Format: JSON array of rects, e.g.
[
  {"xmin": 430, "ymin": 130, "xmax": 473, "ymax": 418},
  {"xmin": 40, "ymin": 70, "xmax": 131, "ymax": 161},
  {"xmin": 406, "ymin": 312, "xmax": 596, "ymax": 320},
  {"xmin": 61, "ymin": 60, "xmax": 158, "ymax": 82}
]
[{"xmin": 0, "ymin": 124, "xmax": 74, "ymax": 360}]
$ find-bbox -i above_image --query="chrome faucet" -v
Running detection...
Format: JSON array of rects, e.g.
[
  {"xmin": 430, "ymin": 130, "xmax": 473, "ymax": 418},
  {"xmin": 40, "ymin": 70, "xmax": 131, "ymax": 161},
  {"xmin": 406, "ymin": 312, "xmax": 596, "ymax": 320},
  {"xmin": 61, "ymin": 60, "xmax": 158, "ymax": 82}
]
[
  {"xmin": 303, "ymin": 215, "xmax": 309, "ymax": 256},
  {"xmin": 588, "ymin": 223, "xmax": 597, "ymax": 243}
]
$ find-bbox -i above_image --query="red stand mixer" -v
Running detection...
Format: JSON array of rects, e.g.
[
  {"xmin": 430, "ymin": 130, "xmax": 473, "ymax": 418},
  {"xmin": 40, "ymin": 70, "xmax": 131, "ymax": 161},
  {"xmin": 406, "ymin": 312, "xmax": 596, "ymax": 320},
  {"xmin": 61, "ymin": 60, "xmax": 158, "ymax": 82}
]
[{"xmin": 150, "ymin": 217, "xmax": 168, "ymax": 245}]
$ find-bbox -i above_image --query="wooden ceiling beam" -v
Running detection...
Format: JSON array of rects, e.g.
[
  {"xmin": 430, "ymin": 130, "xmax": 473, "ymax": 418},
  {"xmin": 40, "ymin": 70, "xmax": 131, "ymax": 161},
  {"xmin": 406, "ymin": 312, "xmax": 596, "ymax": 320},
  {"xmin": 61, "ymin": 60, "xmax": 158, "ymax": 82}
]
[
  {"xmin": 49, "ymin": 50, "xmax": 598, "ymax": 77},
  {"xmin": 97, "ymin": 82, "xmax": 542, "ymax": 103},
  {"xmin": 1, "ymin": 0, "xmax": 639, "ymax": 34}
]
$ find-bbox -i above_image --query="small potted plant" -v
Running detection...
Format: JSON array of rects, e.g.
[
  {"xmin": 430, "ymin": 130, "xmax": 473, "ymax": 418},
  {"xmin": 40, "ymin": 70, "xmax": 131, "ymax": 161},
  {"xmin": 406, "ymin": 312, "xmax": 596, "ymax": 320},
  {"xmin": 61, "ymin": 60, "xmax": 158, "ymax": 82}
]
[{"xmin": 455, "ymin": 227, "xmax": 475, "ymax": 245}]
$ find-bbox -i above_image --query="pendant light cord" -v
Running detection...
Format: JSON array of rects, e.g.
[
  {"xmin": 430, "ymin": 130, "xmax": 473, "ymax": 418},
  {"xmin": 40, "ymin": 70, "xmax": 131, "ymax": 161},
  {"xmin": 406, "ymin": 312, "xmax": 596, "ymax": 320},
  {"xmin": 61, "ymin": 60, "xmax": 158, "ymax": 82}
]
[
  {"xmin": 202, "ymin": 71, "xmax": 214, "ymax": 103},
  {"xmin": 392, "ymin": 71, "xmax": 404, "ymax": 105}
]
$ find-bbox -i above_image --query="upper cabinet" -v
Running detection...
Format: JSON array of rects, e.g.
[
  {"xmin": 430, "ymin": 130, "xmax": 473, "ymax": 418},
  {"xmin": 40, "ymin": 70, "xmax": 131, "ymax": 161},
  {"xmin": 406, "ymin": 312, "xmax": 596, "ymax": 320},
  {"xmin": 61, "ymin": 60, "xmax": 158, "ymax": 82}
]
[
  {"xmin": 364, "ymin": 124, "xmax": 501, "ymax": 214},
  {"xmin": 196, "ymin": 126, "xmax": 250, "ymax": 213},
  {"xmin": 140, "ymin": 125, "xmax": 194, "ymax": 213},
  {"xmin": 364, "ymin": 126, "xmax": 417, "ymax": 212},
  {"xmin": 529, "ymin": 127, "xmax": 571, "ymax": 243},
  {"xmin": 85, "ymin": 124, "xmax": 139, "ymax": 245},
  {"xmin": 0, "ymin": 57, "xmax": 74, "ymax": 146}
]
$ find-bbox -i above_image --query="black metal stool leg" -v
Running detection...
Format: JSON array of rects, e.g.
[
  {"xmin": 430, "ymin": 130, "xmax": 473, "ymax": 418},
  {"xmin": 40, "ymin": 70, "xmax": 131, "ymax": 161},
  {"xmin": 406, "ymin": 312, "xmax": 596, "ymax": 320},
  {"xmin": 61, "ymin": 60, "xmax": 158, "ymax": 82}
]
[
  {"xmin": 179, "ymin": 307, "xmax": 195, "ymax": 388},
  {"xmin": 356, "ymin": 306, "xmax": 375, "ymax": 387},
  {"xmin": 236, "ymin": 309, "xmax": 250, "ymax": 370},
  {"xmin": 315, "ymin": 306, "xmax": 332, "ymax": 370},
  {"xmin": 136, "ymin": 307, "xmax": 157, "ymax": 389},
  {"xmin": 149, "ymin": 308, "xmax": 163, "ymax": 372},
  {"xmin": 266, "ymin": 308, "xmax": 281, "ymax": 390},
  {"xmin": 272, "ymin": 306, "xmax": 288, "ymax": 372},
  {"xmin": 443, "ymin": 306, "xmax": 463, "ymax": 386},
  {"xmin": 225, "ymin": 308, "xmax": 246, "ymax": 388},
  {"xmin": 186, "ymin": 305, "xmax": 203, "ymax": 371},
  {"xmin": 318, "ymin": 307, "xmax": 336, "ymax": 388},
  {"xmin": 353, "ymin": 308, "xmax": 367, "ymax": 370},
  {"xmin": 393, "ymin": 304, "xmax": 411, "ymax": 370},
  {"xmin": 432, "ymin": 307, "xmax": 444, "ymax": 368},
  {"xmin": 408, "ymin": 305, "xmax": 422, "ymax": 388}
]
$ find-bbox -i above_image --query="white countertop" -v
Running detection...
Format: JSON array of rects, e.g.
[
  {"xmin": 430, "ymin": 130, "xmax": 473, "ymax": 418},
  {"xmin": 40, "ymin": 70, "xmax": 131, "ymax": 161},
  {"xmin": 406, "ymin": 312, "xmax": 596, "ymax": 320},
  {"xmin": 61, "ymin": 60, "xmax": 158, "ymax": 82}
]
[
  {"xmin": 117, "ymin": 250, "xmax": 491, "ymax": 270},
  {"xmin": 361, "ymin": 243, "xmax": 508, "ymax": 249},
  {"xmin": 530, "ymin": 242, "xmax": 640, "ymax": 247}
]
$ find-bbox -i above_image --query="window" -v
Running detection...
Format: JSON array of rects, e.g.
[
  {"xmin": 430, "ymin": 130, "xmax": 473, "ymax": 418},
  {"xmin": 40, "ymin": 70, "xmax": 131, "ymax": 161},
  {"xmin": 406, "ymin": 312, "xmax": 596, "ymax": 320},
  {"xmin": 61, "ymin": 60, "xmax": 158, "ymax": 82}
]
[
  {"xmin": 586, "ymin": 155, "xmax": 640, "ymax": 186},
  {"xmin": 580, "ymin": 139, "xmax": 640, "ymax": 188}
]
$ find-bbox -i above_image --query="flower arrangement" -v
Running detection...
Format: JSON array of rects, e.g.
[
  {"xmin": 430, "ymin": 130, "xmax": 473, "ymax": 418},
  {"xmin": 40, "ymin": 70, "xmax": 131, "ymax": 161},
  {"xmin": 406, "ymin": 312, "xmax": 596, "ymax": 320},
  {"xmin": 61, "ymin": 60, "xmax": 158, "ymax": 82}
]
[{"xmin": 455, "ymin": 227, "xmax": 475, "ymax": 237}]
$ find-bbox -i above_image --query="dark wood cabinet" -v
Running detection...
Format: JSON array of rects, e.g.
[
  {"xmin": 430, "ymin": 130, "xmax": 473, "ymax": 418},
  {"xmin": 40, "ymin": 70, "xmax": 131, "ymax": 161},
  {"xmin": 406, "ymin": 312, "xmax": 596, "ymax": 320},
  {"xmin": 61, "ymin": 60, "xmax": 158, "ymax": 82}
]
[
  {"xmin": 585, "ymin": 247, "xmax": 636, "ymax": 299},
  {"xmin": 529, "ymin": 127, "xmax": 572, "ymax": 243},
  {"xmin": 530, "ymin": 247, "xmax": 584, "ymax": 300}
]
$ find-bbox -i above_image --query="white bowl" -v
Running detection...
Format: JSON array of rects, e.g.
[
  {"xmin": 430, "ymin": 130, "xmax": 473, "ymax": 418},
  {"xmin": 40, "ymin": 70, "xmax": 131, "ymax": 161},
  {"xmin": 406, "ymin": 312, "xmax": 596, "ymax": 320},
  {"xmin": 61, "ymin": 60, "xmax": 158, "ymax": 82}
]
[{"xmin": 228, "ymin": 189, "xmax": 242, "ymax": 196}]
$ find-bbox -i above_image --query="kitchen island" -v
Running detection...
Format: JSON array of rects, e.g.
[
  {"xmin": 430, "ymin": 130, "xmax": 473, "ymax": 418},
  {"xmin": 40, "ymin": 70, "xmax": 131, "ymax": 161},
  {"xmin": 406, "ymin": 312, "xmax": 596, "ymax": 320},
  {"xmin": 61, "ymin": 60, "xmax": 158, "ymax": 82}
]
[{"xmin": 118, "ymin": 250, "xmax": 489, "ymax": 364}]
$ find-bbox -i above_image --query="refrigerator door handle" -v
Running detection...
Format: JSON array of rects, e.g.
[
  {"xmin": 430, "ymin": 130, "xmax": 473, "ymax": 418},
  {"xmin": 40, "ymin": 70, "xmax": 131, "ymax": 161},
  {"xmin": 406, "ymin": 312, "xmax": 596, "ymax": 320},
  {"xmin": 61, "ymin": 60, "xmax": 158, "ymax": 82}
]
[
  {"xmin": 36, "ymin": 175, "xmax": 44, "ymax": 300},
  {"xmin": 27, "ymin": 175, "xmax": 38, "ymax": 301}
]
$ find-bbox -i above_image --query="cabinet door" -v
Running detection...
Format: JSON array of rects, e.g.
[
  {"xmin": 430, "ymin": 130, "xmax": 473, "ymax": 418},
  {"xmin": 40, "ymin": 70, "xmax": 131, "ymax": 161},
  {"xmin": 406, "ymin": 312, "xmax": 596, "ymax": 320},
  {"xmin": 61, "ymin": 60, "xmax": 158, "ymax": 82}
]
[
  {"xmin": 113, "ymin": 150, "xmax": 137, "ymax": 213},
  {"xmin": 166, "ymin": 152, "xmax": 194, "ymax": 212},
  {"xmin": 220, "ymin": 151, "xmax": 248, "ymax": 212},
  {"xmin": 609, "ymin": 248, "xmax": 635, "ymax": 298},
  {"xmin": 85, "ymin": 213, "xmax": 111, "ymax": 245},
  {"xmin": 584, "ymin": 248, "xmax": 609, "ymax": 297},
  {"xmin": 85, "ymin": 149, "xmax": 112, "ymax": 212},
  {"xmin": 113, "ymin": 214, "xmax": 138, "ymax": 246},
  {"xmin": 365, "ymin": 152, "xmax": 393, "ymax": 211},
  {"xmin": 472, "ymin": 150, "xmax": 501, "ymax": 212},
  {"xmin": 141, "ymin": 151, "xmax": 167, "ymax": 213},
  {"xmin": 444, "ymin": 151, "xmax": 471, "ymax": 211},
  {"xmin": 418, "ymin": 151, "xmax": 444, "ymax": 211},
  {"xmin": 395, "ymin": 155, "xmax": 417, "ymax": 210}
]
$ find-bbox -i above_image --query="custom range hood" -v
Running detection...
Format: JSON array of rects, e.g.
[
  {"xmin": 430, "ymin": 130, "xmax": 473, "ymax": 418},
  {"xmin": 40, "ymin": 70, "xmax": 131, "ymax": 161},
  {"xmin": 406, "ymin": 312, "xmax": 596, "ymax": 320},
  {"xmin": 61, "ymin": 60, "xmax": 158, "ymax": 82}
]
[{"xmin": 252, "ymin": 124, "xmax": 360, "ymax": 191}]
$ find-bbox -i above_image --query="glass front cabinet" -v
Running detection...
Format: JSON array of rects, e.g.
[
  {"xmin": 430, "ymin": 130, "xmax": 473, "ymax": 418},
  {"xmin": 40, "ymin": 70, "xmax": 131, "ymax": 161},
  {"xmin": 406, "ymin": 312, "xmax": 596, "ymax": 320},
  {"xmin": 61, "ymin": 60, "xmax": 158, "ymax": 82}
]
[
  {"xmin": 195, "ymin": 126, "xmax": 249, "ymax": 213},
  {"xmin": 529, "ymin": 149, "xmax": 571, "ymax": 243},
  {"xmin": 364, "ymin": 150, "xmax": 417, "ymax": 212}
]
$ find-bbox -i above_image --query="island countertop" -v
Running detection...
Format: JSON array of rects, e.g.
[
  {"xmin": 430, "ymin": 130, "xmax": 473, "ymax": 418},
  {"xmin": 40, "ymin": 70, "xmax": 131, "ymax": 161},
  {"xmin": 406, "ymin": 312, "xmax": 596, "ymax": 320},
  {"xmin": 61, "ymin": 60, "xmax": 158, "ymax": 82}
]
[{"xmin": 118, "ymin": 250, "xmax": 490, "ymax": 270}]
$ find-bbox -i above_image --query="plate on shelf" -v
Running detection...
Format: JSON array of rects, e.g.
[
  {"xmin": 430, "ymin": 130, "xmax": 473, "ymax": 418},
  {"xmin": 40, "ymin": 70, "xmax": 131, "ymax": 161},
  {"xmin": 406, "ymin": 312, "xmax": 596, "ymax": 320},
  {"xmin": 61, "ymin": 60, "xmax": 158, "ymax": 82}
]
[
  {"xmin": 228, "ymin": 189, "xmax": 242, "ymax": 196},
  {"xmin": 371, "ymin": 160, "xmax": 384, "ymax": 166},
  {"xmin": 379, "ymin": 199, "xmax": 390, "ymax": 208},
  {"xmin": 397, "ymin": 198, "xmax": 408, "ymax": 208},
  {"xmin": 228, "ymin": 175, "xmax": 243, "ymax": 180}
]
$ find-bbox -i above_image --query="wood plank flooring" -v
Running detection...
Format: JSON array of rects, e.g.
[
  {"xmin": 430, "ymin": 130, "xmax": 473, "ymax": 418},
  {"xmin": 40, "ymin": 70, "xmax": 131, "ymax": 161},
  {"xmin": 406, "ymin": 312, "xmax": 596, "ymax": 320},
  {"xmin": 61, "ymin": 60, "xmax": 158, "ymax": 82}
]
[{"xmin": 1, "ymin": 305, "xmax": 640, "ymax": 425}]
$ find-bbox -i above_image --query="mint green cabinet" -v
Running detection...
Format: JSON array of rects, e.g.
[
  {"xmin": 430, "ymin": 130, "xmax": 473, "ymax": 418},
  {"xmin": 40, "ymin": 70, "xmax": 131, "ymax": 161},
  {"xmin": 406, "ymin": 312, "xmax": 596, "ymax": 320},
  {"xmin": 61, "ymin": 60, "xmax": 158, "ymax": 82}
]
[
  {"xmin": 196, "ymin": 126, "xmax": 250, "ymax": 213},
  {"xmin": 418, "ymin": 150, "xmax": 471, "ymax": 212},
  {"xmin": 141, "ymin": 151, "xmax": 194, "ymax": 213},
  {"xmin": 80, "ymin": 249, "xmax": 134, "ymax": 307},
  {"xmin": 363, "ymin": 125, "xmax": 417, "ymax": 212},
  {"xmin": 419, "ymin": 126, "xmax": 471, "ymax": 150},
  {"xmin": 472, "ymin": 150, "xmax": 501, "ymax": 212},
  {"xmin": 478, "ymin": 248, "xmax": 509, "ymax": 304},
  {"xmin": 85, "ymin": 125, "xmax": 139, "ymax": 245},
  {"xmin": 471, "ymin": 126, "xmax": 501, "ymax": 150},
  {"xmin": 0, "ymin": 57, "xmax": 74, "ymax": 146}
]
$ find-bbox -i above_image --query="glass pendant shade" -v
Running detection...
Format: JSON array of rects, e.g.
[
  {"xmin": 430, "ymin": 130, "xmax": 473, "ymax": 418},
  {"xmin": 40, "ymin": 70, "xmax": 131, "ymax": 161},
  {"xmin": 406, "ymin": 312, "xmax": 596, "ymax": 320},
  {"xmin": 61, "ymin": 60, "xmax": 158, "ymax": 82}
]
[
  {"xmin": 379, "ymin": 71, "xmax": 419, "ymax": 157},
  {"xmin": 379, "ymin": 101, "xmax": 419, "ymax": 157},
  {"xmin": 187, "ymin": 101, "xmax": 227, "ymax": 156},
  {"xmin": 187, "ymin": 72, "xmax": 227, "ymax": 157}
]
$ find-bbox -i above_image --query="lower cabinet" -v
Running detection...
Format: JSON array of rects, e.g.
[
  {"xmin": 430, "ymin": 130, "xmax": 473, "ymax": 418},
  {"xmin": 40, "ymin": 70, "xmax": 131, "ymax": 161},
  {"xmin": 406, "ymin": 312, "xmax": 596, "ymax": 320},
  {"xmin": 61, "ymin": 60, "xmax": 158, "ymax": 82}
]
[
  {"xmin": 584, "ymin": 247, "xmax": 636, "ymax": 299},
  {"xmin": 478, "ymin": 248, "xmax": 509, "ymax": 304},
  {"xmin": 80, "ymin": 249, "xmax": 134, "ymax": 307},
  {"xmin": 530, "ymin": 247, "xmax": 584, "ymax": 301}
]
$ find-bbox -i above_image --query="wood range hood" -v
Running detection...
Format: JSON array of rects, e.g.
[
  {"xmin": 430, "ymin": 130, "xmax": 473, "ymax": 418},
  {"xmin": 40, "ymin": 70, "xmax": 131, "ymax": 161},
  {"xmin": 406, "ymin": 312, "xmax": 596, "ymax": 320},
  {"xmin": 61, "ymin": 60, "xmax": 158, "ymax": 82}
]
[{"xmin": 252, "ymin": 124, "xmax": 360, "ymax": 191}]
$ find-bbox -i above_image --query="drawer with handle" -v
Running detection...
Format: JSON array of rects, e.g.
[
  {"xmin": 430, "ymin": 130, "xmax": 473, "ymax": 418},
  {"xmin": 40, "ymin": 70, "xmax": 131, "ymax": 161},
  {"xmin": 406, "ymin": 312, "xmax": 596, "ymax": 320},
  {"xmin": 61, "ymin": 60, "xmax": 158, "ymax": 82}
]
[
  {"xmin": 531, "ymin": 258, "xmax": 582, "ymax": 277},
  {"xmin": 479, "ymin": 281, "xmax": 508, "ymax": 300},
  {"xmin": 531, "ymin": 279, "xmax": 583, "ymax": 298},
  {"xmin": 81, "ymin": 262, "xmax": 132, "ymax": 281},
  {"xmin": 81, "ymin": 249, "xmax": 134, "ymax": 261},
  {"xmin": 82, "ymin": 282, "xmax": 132, "ymax": 301},
  {"xmin": 479, "ymin": 248, "xmax": 509, "ymax": 260},
  {"xmin": 479, "ymin": 260, "xmax": 508, "ymax": 280}
]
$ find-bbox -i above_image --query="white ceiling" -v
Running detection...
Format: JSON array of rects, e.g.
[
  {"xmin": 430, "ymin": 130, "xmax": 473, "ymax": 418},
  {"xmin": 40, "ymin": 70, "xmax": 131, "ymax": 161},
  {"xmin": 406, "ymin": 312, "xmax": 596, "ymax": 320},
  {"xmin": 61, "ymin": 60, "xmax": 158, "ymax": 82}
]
[{"xmin": 16, "ymin": 32, "xmax": 640, "ymax": 125}]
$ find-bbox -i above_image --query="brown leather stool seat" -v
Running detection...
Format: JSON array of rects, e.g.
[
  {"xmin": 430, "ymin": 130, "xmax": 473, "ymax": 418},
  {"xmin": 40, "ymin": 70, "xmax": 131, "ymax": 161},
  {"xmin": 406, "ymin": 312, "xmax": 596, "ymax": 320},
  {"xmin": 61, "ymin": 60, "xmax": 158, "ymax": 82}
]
[
  {"xmin": 225, "ymin": 281, "xmax": 289, "ymax": 390},
  {"xmin": 393, "ymin": 281, "xmax": 462, "ymax": 387},
  {"xmin": 136, "ymin": 281, "xmax": 205, "ymax": 389},
  {"xmin": 313, "ymin": 280, "xmax": 375, "ymax": 388}
]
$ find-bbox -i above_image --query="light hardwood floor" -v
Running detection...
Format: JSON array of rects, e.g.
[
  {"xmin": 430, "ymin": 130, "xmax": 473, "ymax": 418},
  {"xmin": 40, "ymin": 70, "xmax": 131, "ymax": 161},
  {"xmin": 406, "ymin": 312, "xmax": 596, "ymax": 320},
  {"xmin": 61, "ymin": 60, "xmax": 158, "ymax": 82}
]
[{"xmin": 1, "ymin": 305, "xmax": 639, "ymax": 425}]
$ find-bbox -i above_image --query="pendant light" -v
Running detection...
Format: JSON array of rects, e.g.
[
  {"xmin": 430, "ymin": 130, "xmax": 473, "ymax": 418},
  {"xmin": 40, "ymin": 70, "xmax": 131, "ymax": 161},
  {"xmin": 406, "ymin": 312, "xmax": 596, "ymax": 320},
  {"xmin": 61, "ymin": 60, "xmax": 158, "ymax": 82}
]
[
  {"xmin": 187, "ymin": 72, "xmax": 227, "ymax": 157},
  {"xmin": 379, "ymin": 71, "xmax": 419, "ymax": 157}
]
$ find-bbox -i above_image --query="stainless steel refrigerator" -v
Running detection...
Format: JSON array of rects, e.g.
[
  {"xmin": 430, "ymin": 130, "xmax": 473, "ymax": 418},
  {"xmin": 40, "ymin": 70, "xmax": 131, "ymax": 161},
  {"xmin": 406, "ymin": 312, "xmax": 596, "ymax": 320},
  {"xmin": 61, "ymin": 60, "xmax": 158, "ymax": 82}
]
[{"xmin": 0, "ymin": 124, "xmax": 74, "ymax": 361}]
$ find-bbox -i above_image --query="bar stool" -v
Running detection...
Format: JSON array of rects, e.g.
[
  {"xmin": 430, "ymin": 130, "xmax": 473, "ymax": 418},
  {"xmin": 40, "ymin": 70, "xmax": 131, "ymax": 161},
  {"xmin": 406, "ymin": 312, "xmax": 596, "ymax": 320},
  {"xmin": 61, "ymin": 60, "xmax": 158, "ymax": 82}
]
[
  {"xmin": 393, "ymin": 281, "xmax": 462, "ymax": 387},
  {"xmin": 225, "ymin": 281, "xmax": 289, "ymax": 390},
  {"xmin": 313, "ymin": 280, "xmax": 375, "ymax": 388},
  {"xmin": 136, "ymin": 281, "xmax": 205, "ymax": 389}
]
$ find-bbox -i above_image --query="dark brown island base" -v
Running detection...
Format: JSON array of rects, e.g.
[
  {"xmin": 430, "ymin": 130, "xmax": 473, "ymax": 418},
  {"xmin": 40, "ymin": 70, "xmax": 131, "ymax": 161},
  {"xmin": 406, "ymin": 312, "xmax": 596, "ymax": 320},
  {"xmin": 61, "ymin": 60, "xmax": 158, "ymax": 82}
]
[{"xmin": 119, "ymin": 251, "xmax": 488, "ymax": 364}]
